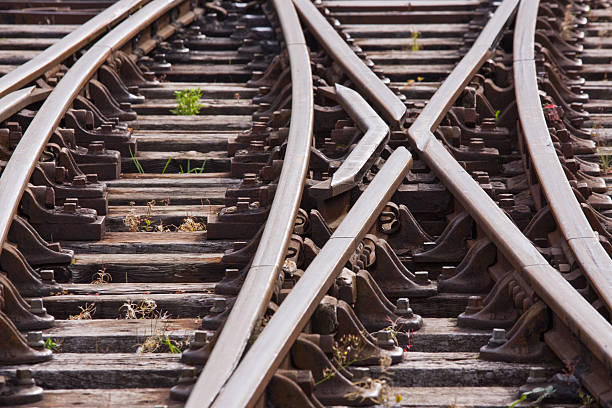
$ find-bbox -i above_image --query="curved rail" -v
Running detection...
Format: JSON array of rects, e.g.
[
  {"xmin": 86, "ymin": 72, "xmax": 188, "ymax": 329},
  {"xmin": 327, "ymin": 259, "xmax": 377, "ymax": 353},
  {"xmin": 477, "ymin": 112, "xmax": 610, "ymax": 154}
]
[
  {"xmin": 0, "ymin": 0, "xmax": 147, "ymax": 98},
  {"xmin": 0, "ymin": 0, "xmax": 189, "ymax": 257},
  {"xmin": 295, "ymin": 0, "xmax": 612, "ymax": 379},
  {"xmin": 407, "ymin": 0, "xmax": 612, "ymax": 374},
  {"xmin": 213, "ymin": 144, "xmax": 412, "ymax": 408},
  {"xmin": 185, "ymin": 1, "xmax": 314, "ymax": 406},
  {"xmin": 311, "ymin": 85, "xmax": 390, "ymax": 199},
  {"xmin": 293, "ymin": 0, "xmax": 406, "ymax": 127},
  {"xmin": 513, "ymin": 0, "xmax": 612, "ymax": 312},
  {"xmin": 319, "ymin": 0, "xmax": 484, "ymax": 12}
]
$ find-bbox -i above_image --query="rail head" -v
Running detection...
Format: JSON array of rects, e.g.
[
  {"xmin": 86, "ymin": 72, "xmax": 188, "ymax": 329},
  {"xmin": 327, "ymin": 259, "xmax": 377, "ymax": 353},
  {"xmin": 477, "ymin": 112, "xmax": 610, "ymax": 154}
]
[
  {"xmin": 185, "ymin": 1, "xmax": 314, "ymax": 406},
  {"xmin": 513, "ymin": 0, "xmax": 612, "ymax": 313},
  {"xmin": 212, "ymin": 145, "xmax": 413, "ymax": 408},
  {"xmin": 0, "ymin": 0, "xmax": 148, "ymax": 98},
  {"xmin": 0, "ymin": 0, "xmax": 191, "ymax": 258},
  {"xmin": 293, "ymin": 0, "xmax": 406, "ymax": 127},
  {"xmin": 403, "ymin": 0, "xmax": 612, "ymax": 380},
  {"xmin": 310, "ymin": 84, "xmax": 390, "ymax": 199}
]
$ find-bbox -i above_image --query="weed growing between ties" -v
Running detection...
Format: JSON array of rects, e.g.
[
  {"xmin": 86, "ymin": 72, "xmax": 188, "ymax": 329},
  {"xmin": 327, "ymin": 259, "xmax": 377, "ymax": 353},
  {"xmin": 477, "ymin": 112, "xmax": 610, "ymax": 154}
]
[
  {"xmin": 172, "ymin": 87, "xmax": 204, "ymax": 115},
  {"xmin": 44, "ymin": 337, "xmax": 61, "ymax": 352},
  {"xmin": 597, "ymin": 141, "xmax": 611, "ymax": 173},
  {"xmin": 91, "ymin": 267, "xmax": 112, "ymax": 284},
  {"xmin": 410, "ymin": 29, "xmax": 421, "ymax": 51},
  {"xmin": 138, "ymin": 332, "xmax": 184, "ymax": 353},
  {"xmin": 120, "ymin": 299, "xmax": 169, "ymax": 320},
  {"xmin": 123, "ymin": 200, "xmax": 206, "ymax": 233},
  {"xmin": 136, "ymin": 319, "xmax": 185, "ymax": 353},
  {"xmin": 68, "ymin": 303, "xmax": 96, "ymax": 320}
]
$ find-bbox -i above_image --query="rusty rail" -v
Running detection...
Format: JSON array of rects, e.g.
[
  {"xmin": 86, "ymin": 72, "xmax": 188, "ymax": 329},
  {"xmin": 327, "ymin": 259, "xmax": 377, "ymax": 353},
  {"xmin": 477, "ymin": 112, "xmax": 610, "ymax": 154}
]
[
  {"xmin": 406, "ymin": 0, "xmax": 612, "ymax": 378},
  {"xmin": 293, "ymin": 0, "xmax": 406, "ymax": 126},
  {"xmin": 185, "ymin": 0, "xmax": 314, "ymax": 406},
  {"xmin": 296, "ymin": 0, "xmax": 612, "ymax": 383},
  {"xmin": 319, "ymin": 0, "xmax": 484, "ymax": 12},
  {"xmin": 212, "ymin": 120, "xmax": 411, "ymax": 408},
  {"xmin": 0, "ymin": 0, "xmax": 147, "ymax": 98},
  {"xmin": 0, "ymin": 0, "xmax": 191, "ymax": 258},
  {"xmin": 513, "ymin": 0, "xmax": 612, "ymax": 312},
  {"xmin": 311, "ymin": 85, "xmax": 390, "ymax": 199}
]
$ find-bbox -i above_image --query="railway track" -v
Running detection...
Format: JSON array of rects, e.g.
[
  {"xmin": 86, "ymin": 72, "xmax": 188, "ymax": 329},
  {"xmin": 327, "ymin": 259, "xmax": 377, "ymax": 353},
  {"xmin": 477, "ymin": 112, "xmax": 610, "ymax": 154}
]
[{"xmin": 0, "ymin": 0, "xmax": 610, "ymax": 407}]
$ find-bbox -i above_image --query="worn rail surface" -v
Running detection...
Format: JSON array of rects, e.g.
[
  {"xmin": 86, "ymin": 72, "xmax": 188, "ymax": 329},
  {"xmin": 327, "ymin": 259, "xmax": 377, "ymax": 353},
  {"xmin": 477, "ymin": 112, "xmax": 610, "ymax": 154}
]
[{"xmin": 0, "ymin": 0, "xmax": 610, "ymax": 407}]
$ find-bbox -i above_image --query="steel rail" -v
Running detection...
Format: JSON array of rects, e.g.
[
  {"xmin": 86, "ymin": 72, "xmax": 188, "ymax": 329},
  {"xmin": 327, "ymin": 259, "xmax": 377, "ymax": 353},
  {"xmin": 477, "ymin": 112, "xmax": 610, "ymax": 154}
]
[
  {"xmin": 513, "ymin": 0, "xmax": 612, "ymax": 313},
  {"xmin": 319, "ymin": 0, "xmax": 484, "ymax": 12},
  {"xmin": 0, "ymin": 0, "xmax": 148, "ymax": 98},
  {"xmin": 296, "ymin": 0, "xmax": 612, "ymax": 373},
  {"xmin": 185, "ymin": 0, "xmax": 314, "ymax": 406},
  {"xmin": 406, "ymin": 0, "xmax": 612, "ymax": 372},
  {"xmin": 311, "ymin": 85, "xmax": 390, "ymax": 199},
  {"xmin": 0, "ymin": 86, "xmax": 51, "ymax": 124},
  {"xmin": 293, "ymin": 0, "xmax": 406, "ymax": 127},
  {"xmin": 0, "ymin": 0, "xmax": 189, "ymax": 258},
  {"xmin": 212, "ymin": 141, "xmax": 412, "ymax": 408}
]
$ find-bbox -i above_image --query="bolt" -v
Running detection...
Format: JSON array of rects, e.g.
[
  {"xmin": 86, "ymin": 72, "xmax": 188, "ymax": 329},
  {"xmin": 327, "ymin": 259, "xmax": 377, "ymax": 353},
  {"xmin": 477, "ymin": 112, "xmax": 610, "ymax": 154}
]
[
  {"xmin": 351, "ymin": 367, "xmax": 369, "ymax": 381},
  {"xmin": 225, "ymin": 268, "xmax": 240, "ymax": 280},
  {"xmin": 72, "ymin": 175, "xmax": 87, "ymax": 186},
  {"xmin": 499, "ymin": 198, "xmax": 514, "ymax": 209},
  {"xmin": 210, "ymin": 298, "xmax": 226, "ymax": 314},
  {"xmin": 177, "ymin": 367, "xmax": 197, "ymax": 385},
  {"xmin": 63, "ymin": 202, "xmax": 77, "ymax": 213},
  {"xmin": 422, "ymin": 241, "xmax": 436, "ymax": 251},
  {"xmin": 465, "ymin": 295, "xmax": 483, "ymax": 315},
  {"xmin": 15, "ymin": 369, "xmax": 35, "ymax": 386},
  {"xmin": 27, "ymin": 332, "xmax": 44, "ymax": 349},
  {"xmin": 414, "ymin": 271, "xmax": 429, "ymax": 284},
  {"xmin": 237, "ymin": 199, "xmax": 250, "ymax": 212},
  {"xmin": 487, "ymin": 328, "xmax": 507, "ymax": 348},
  {"xmin": 40, "ymin": 270, "xmax": 55, "ymax": 283},
  {"xmin": 29, "ymin": 299, "xmax": 46, "ymax": 316},
  {"xmin": 189, "ymin": 330, "xmax": 208, "ymax": 350},
  {"xmin": 375, "ymin": 330, "xmax": 395, "ymax": 349},
  {"xmin": 558, "ymin": 263, "xmax": 571, "ymax": 273},
  {"xmin": 441, "ymin": 265, "xmax": 457, "ymax": 278},
  {"xmin": 526, "ymin": 367, "xmax": 548, "ymax": 384},
  {"xmin": 394, "ymin": 298, "xmax": 414, "ymax": 318},
  {"xmin": 477, "ymin": 174, "xmax": 490, "ymax": 184},
  {"xmin": 88, "ymin": 141, "xmax": 105, "ymax": 153},
  {"xmin": 469, "ymin": 138, "xmax": 485, "ymax": 150}
]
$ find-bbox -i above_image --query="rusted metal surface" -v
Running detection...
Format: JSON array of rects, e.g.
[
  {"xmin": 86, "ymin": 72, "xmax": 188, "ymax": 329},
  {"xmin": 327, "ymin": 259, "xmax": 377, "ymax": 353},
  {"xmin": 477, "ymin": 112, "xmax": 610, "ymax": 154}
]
[
  {"xmin": 294, "ymin": 0, "xmax": 612, "ymax": 383},
  {"xmin": 513, "ymin": 0, "xmax": 612, "ymax": 312},
  {"xmin": 0, "ymin": 0, "xmax": 147, "ymax": 98},
  {"xmin": 311, "ymin": 84, "xmax": 390, "ymax": 199},
  {"xmin": 213, "ymin": 146, "xmax": 412, "ymax": 408},
  {"xmin": 293, "ymin": 0, "xmax": 406, "ymax": 127},
  {"xmin": 0, "ymin": 86, "xmax": 50, "ymax": 124},
  {"xmin": 319, "ymin": 0, "xmax": 484, "ymax": 12},
  {"xmin": 406, "ymin": 0, "xmax": 612, "ymax": 376},
  {"xmin": 0, "ymin": 0, "xmax": 188, "ymax": 258},
  {"xmin": 185, "ymin": 0, "xmax": 314, "ymax": 406}
]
